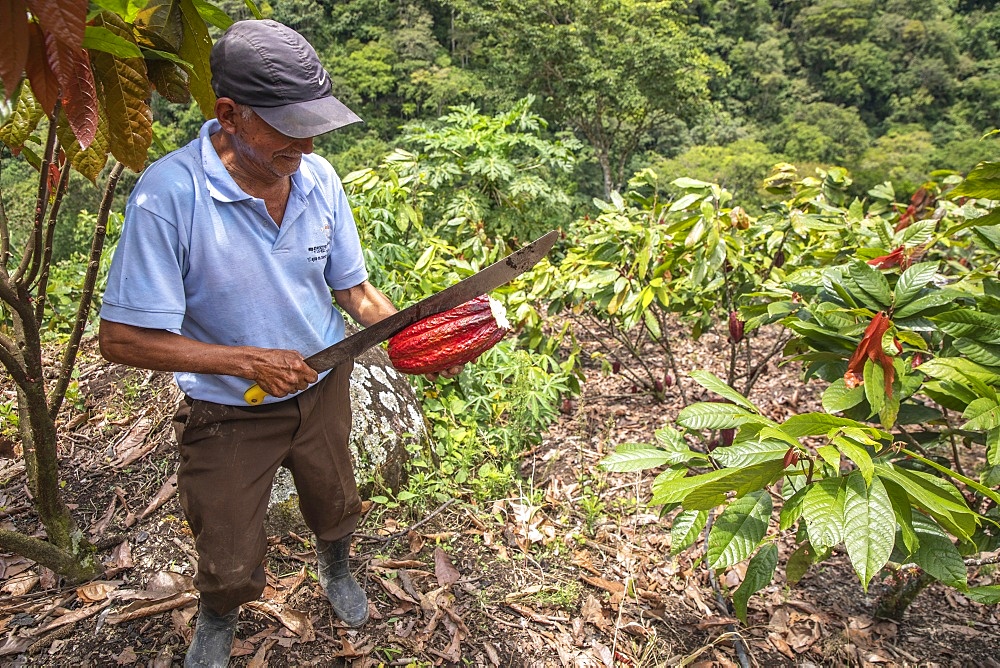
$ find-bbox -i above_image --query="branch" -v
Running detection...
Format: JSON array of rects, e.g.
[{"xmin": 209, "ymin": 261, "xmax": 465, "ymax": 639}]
[
  {"xmin": 0, "ymin": 155, "xmax": 10, "ymax": 276},
  {"xmin": 50, "ymin": 162, "xmax": 124, "ymax": 418},
  {"xmin": 12, "ymin": 106, "xmax": 58, "ymax": 286},
  {"xmin": 0, "ymin": 331, "xmax": 29, "ymax": 388},
  {"xmin": 34, "ymin": 157, "xmax": 72, "ymax": 324},
  {"xmin": 0, "ymin": 529, "xmax": 100, "ymax": 583}
]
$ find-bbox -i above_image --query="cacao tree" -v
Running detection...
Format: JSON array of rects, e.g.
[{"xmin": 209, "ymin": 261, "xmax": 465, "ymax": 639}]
[
  {"xmin": 0, "ymin": 0, "xmax": 230, "ymax": 581},
  {"xmin": 603, "ymin": 158, "xmax": 1000, "ymax": 620}
]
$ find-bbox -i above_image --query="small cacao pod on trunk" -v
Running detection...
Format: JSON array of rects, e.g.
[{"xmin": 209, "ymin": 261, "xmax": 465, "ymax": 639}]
[
  {"xmin": 387, "ymin": 295, "xmax": 511, "ymax": 374},
  {"xmin": 728, "ymin": 311, "xmax": 744, "ymax": 343}
]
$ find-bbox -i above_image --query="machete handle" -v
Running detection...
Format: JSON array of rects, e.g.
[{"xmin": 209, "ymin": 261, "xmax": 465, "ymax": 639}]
[{"xmin": 244, "ymin": 383, "xmax": 267, "ymax": 405}]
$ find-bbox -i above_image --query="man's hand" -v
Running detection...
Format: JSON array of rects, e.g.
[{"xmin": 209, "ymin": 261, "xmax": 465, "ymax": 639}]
[
  {"xmin": 248, "ymin": 349, "xmax": 318, "ymax": 398},
  {"xmin": 423, "ymin": 364, "xmax": 464, "ymax": 382}
]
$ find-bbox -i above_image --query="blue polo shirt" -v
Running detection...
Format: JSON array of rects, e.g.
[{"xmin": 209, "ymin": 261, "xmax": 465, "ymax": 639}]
[{"xmin": 100, "ymin": 119, "xmax": 368, "ymax": 405}]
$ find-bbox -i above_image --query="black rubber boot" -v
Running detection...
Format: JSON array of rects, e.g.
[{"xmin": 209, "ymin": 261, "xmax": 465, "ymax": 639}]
[
  {"xmin": 316, "ymin": 535, "xmax": 369, "ymax": 627},
  {"xmin": 184, "ymin": 604, "xmax": 239, "ymax": 667}
]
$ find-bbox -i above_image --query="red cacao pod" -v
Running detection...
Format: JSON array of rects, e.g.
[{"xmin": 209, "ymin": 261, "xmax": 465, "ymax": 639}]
[
  {"xmin": 728, "ymin": 311, "xmax": 744, "ymax": 343},
  {"xmin": 387, "ymin": 295, "xmax": 511, "ymax": 374},
  {"xmin": 783, "ymin": 447, "xmax": 800, "ymax": 468}
]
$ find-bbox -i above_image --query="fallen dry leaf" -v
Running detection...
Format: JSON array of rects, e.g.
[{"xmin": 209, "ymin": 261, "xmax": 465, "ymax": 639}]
[
  {"xmin": 138, "ymin": 474, "xmax": 178, "ymax": 521},
  {"xmin": 433, "ymin": 547, "xmax": 461, "ymax": 587},
  {"xmin": 76, "ymin": 580, "xmax": 121, "ymax": 603},
  {"xmin": 245, "ymin": 601, "xmax": 315, "ymax": 642}
]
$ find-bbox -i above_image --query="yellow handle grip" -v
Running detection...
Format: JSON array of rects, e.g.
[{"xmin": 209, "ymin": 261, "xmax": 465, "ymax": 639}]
[{"xmin": 244, "ymin": 384, "xmax": 268, "ymax": 405}]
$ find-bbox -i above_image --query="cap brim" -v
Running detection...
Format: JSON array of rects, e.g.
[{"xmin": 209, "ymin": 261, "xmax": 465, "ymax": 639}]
[{"xmin": 251, "ymin": 95, "xmax": 362, "ymax": 139}]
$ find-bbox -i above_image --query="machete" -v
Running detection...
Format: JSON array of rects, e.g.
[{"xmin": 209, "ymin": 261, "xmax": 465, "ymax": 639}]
[{"xmin": 244, "ymin": 230, "xmax": 559, "ymax": 405}]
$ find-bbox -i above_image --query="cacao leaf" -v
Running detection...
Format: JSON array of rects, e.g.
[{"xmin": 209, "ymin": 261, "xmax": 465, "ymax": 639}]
[
  {"xmin": 668, "ymin": 192, "xmax": 702, "ymax": 212},
  {"xmin": 954, "ymin": 338, "xmax": 1000, "ymax": 367},
  {"xmin": 0, "ymin": 0, "xmax": 29, "ymax": 97},
  {"xmin": 962, "ymin": 397, "xmax": 1000, "ymax": 432},
  {"xmin": 949, "ymin": 160, "xmax": 1000, "ymax": 200},
  {"xmin": 822, "ymin": 378, "xmax": 865, "ymax": 413},
  {"xmin": 848, "ymin": 260, "xmax": 893, "ymax": 308},
  {"xmin": 190, "ymin": 0, "xmax": 233, "ymax": 30},
  {"xmin": 918, "ymin": 357, "xmax": 1000, "ymax": 387},
  {"xmin": 732, "ymin": 542, "xmax": 778, "ymax": 623},
  {"xmin": 929, "ymin": 309, "xmax": 1000, "ymax": 344},
  {"xmin": 669, "ymin": 509, "xmax": 707, "ymax": 555},
  {"xmin": 83, "ymin": 25, "xmax": 144, "ymax": 59},
  {"xmin": 601, "ymin": 444, "xmax": 675, "ymax": 473},
  {"xmin": 56, "ymin": 104, "xmax": 109, "ymax": 184},
  {"xmin": 47, "ymin": 35, "xmax": 98, "ymax": 149},
  {"xmin": 785, "ymin": 542, "xmax": 820, "ymax": 585},
  {"xmin": 801, "ymin": 478, "xmax": 846, "ymax": 550},
  {"xmin": 972, "ymin": 223, "xmax": 1000, "ymax": 253},
  {"xmin": 833, "ymin": 436, "xmax": 874, "ymax": 486},
  {"xmin": 90, "ymin": 13, "xmax": 151, "ymax": 172},
  {"xmin": 988, "ymin": 428, "xmax": 1000, "ymax": 467},
  {"xmin": 25, "ymin": 23, "xmax": 59, "ymax": 114},
  {"xmin": 177, "ymin": 0, "xmax": 215, "ymax": 118},
  {"xmin": 900, "ymin": 447, "xmax": 1000, "ymax": 506},
  {"xmin": 910, "ymin": 512, "xmax": 967, "ymax": 589},
  {"xmin": 893, "ymin": 289, "xmax": 966, "ymax": 319},
  {"xmin": 146, "ymin": 58, "xmax": 190, "ymax": 104},
  {"xmin": 688, "ymin": 370, "xmax": 758, "ymax": 413},
  {"xmin": 712, "ymin": 439, "xmax": 790, "ymax": 468},
  {"xmin": 706, "ymin": 491, "xmax": 771, "ymax": 570},
  {"xmin": 683, "ymin": 460, "xmax": 785, "ymax": 510},
  {"xmin": 779, "ymin": 412, "xmax": 880, "ymax": 439},
  {"xmin": 815, "ymin": 444, "xmax": 840, "ymax": 470},
  {"xmin": 133, "ymin": 1, "xmax": 184, "ymax": 51},
  {"xmin": 965, "ymin": 585, "xmax": 1000, "ymax": 605},
  {"xmin": 875, "ymin": 464, "xmax": 977, "ymax": 540},
  {"xmin": 779, "ymin": 485, "xmax": 808, "ymax": 531},
  {"xmin": 883, "ymin": 477, "xmax": 919, "ymax": 554},
  {"xmin": 26, "ymin": 0, "xmax": 86, "ymax": 48},
  {"xmin": 676, "ymin": 402, "xmax": 761, "ymax": 431},
  {"xmin": 893, "ymin": 261, "xmax": 938, "ymax": 308},
  {"xmin": 650, "ymin": 468, "xmax": 732, "ymax": 507},
  {"xmin": 843, "ymin": 472, "xmax": 894, "ymax": 591},
  {"xmin": 0, "ymin": 82, "xmax": 43, "ymax": 150},
  {"xmin": 652, "ymin": 427, "xmax": 710, "ymax": 465}
]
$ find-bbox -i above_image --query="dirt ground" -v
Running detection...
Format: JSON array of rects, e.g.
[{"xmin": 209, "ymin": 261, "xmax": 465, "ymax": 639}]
[{"xmin": 1, "ymin": 325, "xmax": 998, "ymax": 667}]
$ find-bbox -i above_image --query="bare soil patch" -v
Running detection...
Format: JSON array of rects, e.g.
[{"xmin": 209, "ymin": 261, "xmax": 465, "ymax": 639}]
[{"xmin": 1, "ymin": 328, "xmax": 998, "ymax": 667}]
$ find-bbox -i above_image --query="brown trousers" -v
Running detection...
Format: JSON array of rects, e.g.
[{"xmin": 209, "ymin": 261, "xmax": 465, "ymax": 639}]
[{"xmin": 172, "ymin": 362, "xmax": 359, "ymax": 615}]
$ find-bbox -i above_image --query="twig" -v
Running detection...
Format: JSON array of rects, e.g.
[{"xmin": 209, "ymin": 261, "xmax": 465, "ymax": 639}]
[
  {"xmin": 702, "ymin": 510, "xmax": 751, "ymax": 668},
  {"xmin": 356, "ymin": 498, "xmax": 457, "ymax": 544}
]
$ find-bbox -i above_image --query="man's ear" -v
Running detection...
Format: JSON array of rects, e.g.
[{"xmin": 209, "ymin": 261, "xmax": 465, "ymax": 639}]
[{"xmin": 214, "ymin": 97, "xmax": 240, "ymax": 133}]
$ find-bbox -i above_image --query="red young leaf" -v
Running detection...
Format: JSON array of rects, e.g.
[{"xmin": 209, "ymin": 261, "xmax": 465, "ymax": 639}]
[
  {"xmin": 44, "ymin": 30, "xmax": 98, "ymax": 149},
  {"xmin": 867, "ymin": 246, "xmax": 907, "ymax": 270},
  {"xmin": 25, "ymin": 22, "xmax": 59, "ymax": 114},
  {"xmin": 25, "ymin": 0, "xmax": 86, "ymax": 48},
  {"xmin": 843, "ymin": 311, "xmax": 895, "ymax": 397},
  {"xmin": 0, "ymin": 0, "xmax": 30, "ymax": 97}
]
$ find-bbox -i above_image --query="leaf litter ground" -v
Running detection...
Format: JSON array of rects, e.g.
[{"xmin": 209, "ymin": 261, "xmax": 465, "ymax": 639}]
[{"xmin": 1, "ymin": 326, "xmax": 998, "ymax": 667}]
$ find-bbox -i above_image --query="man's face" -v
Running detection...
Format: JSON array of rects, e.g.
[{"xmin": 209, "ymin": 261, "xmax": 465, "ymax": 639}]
[{"xmin": 229, "ymin": 108, "xmax": 314, "ymax": 181}]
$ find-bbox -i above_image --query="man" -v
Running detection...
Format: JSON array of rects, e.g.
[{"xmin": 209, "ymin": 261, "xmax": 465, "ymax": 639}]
[{"xmin": 98, "ymin": 19, "xmax": 459, "ymax": 667}]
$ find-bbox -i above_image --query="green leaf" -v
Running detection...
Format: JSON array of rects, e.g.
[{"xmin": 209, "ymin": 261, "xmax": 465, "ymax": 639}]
[
  {"xmin": 802, "ymin": 478, "xmax": 846, "ymax": 550},
  {"xmin": 849, "ymin": 260, "xmax": 893, "ymax": 308},
  {"xmin": 864, "ymin": 359, "xmax": 887, "ymax": 416},
  {"xmin": 883, "ymin": 479, "xmax": 919, "ymax": 554},
  {"xmin": 910, "ymin": 513, "xmax": 967, "ymax": 589},
  {"xmin": 823, "ymin": 379, "xmax": 866, "ymax": 413},
  {"xmin": 875, "ymin": 464, "xmax": 978, "ymax": 540},
  {"xmin": 785, "ymin": 542, "xmax": 820, "ymax": 585},
  {"xmin": 930, "ymin": 310, "xmax": 1000, "ymax": 344},
  {"xmin": 893, "ymin": 261, "xmax": 939, "ymax": 307},
  {"xmin": 965, "ymin": 585, "xmax": 1000, "ymax": 604},
  {"xmin": 894, "ymin": 290, "xmax": 966, "ymax": 319},
  {"xmin": 600, "ymin": 445, "xmax": 675, "ymax": 473},
  {"xmin": 684, "ymin": 460, "xmax": 786, "ymax": 510},
  {"xmin": 962, "ymin": 398, "xmax": 1000, "ymax": 431},
  {"xmin": 780, "ymin": 485, "xmax": 808, "ymax": 531},
  {"xmin": 706, "ymin": 491, "xmax": 772, "ymax": 570},
  {"xmin": 670, "ymin": 509, "xmax": 708, "ymax": 555},
  {"xmin": 712, "ymin": 439, "xmax": 791, "ymax": 468},
  {"xmin": 988, "ymin": 428, "xmax": 1000, "ymax": 467},
  {"xmin": 780, "ymin": 413, "xmax": 877, "ymax": 439},
  {"xmin": 954, "ymin": 338, "xmax": 1000, "ymax": 367},
  {"xmin": 834, "ymin": 436, "xmax": 874, "ymax": 485},
  {"xmin": 178, "ymin": 0, "xmax": 216, "ymax": 118},
  {"xmin": 843, "ymin": 472, "xmax": 895, "ymax": 591},
  {"xmin": 949, "ymin": 160, "xmax": 1000, "ymax": 199},
  {"xmin": 900, "ymin": 448, "xmax": 1000, "ymax": 506},
  {"xmin": 654, "ymin": 427, "xmax": 711, "ymax": 465},
  {"xmin": 676, "ymin": 402, "xmax": 762, "ymax": 430},
  {"xmin": 83, "ymin": 25, "xmax": 144, "ymax": 58},
  {"xmin": 732, "ymin": 543, "xmax": 778, "ymax": 624},
  {"xmin": 688, "ymin": 370, "xmax": 759, "ymax": 413},
  {"xmin": 650, "ymin": 468, "xmax": 733, "ymax": 506}
]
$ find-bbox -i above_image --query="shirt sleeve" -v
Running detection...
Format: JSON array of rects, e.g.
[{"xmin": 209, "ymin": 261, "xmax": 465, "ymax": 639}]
[
  {"xmin": 323, "ymin": 172, "xmax": 369, "ymax": 290},
  {"xmin": 100, "ymin": 199, "xmax": 188, "ymax": 331}
]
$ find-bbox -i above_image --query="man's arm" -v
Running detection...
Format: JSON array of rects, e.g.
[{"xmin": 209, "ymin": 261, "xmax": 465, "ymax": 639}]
[{"xmin": 98, "ymin": 320, "xmax": 318, "ymax": 398}]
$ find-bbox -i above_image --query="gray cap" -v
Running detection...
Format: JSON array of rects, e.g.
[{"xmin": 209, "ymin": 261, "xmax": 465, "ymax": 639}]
[{"xmin": 210, "ymin": 20, "xmax": 362, "ymax": 138}]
